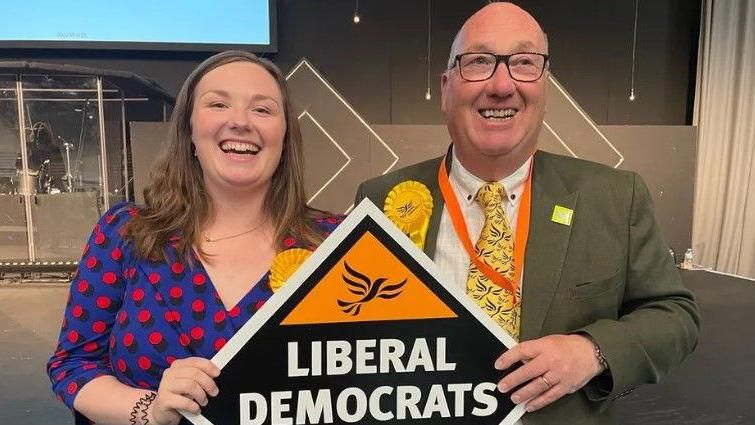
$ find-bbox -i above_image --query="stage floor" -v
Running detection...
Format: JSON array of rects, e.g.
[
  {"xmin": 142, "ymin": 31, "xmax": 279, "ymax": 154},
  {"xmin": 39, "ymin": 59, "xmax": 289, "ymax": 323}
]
[
  {"xmin": 0, "ymin": 283, "xmax": 71, "ymax": 425},
  {"xmin": 1, "ymin": 270, "xmax": 752, "ymax": 425}
]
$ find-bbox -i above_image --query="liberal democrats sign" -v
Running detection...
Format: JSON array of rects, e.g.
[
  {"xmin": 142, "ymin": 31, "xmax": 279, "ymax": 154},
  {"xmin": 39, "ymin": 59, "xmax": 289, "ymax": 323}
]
[{"xmin": 184, "ymin": 200, "xmax": 524, "ymax": 425}]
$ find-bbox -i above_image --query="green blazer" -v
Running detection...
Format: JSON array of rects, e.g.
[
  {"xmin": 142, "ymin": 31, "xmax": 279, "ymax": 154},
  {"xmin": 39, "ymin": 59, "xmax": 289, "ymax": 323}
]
[{"xmin": 355, "ymin": 150, "xmax": 700, "ymax": 425}]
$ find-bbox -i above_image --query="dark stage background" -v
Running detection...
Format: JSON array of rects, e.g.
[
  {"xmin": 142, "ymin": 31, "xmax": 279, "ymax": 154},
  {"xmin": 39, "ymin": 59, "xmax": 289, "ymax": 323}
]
[
  {"xmin": 0, "ymin": 1, "xmax": 718, "ymax": 424},
  {"xmin": 0, "ymin": 0, "xmax": 701, "ymax": 126}
]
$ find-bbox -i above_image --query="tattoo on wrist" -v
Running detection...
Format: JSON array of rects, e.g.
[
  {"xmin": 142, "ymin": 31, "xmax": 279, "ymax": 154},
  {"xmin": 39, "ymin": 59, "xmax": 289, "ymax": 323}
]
[{"xmin": 129, "ymin": 392, "xmax": 157, "ymax": 425}]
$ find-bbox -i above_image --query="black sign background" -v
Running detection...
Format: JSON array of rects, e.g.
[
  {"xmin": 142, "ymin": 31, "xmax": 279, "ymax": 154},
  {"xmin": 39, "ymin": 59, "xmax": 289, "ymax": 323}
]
[{"xmin": 201, "ymin": 216, "xmax": 520, "ymax": 425}]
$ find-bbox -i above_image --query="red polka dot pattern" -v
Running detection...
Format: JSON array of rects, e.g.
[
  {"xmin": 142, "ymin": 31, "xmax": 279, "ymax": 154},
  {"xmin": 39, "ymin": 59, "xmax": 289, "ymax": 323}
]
[
  {"xmin": 148, "ymin": 332, "xmax": 163, "ymax": 345},
  {"xmin": 132, "ymin": 288, "xmax": 145, "ymax": 303},
  {"xmin": 102, "ymin": 272, "xmax": 117, "ymax": 285},
  {"xmin": 214, "ymin": 338, "xmax": 227, "ymax": 351},
  {"xmin": 92, "ymin": 321, "xmax": 107, "ymax": 334},
  {"xmin": 46, "ymin": 202, "xmax": 344, "ymax": 412}
]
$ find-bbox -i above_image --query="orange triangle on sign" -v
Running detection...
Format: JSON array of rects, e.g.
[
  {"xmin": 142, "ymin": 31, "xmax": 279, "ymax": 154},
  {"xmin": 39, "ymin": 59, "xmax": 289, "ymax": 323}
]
[{"xmin": 281, "ymin": 231, "xmax": 457, "ymax": 325}]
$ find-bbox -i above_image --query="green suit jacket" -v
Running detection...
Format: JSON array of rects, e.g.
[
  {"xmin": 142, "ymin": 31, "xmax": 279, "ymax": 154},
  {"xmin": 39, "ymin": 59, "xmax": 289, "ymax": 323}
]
[{"xmin": 355, "ymin": 150, "xmax": 700, "ymax": 425}]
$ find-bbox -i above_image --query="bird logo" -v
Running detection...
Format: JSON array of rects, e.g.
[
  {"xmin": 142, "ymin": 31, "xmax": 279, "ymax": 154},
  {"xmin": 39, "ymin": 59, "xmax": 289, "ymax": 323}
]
[
  {"xmin": 337, "ymin": 262, "xmax": 407, "ymax": 316},
  {"xmin": 396, "ymin": 201, "xmax": 418, "ymax": 219}
]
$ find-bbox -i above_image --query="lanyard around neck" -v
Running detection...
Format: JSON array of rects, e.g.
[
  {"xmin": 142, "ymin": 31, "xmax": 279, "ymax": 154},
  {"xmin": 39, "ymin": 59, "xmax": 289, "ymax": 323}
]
[{"xmin": 437, "ymin": 156, "xmax": 532, "ymax": 302}]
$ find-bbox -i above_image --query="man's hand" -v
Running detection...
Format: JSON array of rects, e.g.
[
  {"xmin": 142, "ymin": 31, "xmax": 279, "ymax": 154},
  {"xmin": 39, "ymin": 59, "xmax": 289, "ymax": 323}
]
[{"xmin": 494, "ymin": 334, "xmax": 604, "ymax": 412}]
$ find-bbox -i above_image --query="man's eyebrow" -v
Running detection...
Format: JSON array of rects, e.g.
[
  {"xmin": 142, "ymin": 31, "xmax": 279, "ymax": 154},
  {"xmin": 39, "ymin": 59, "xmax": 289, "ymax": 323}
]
[
  {"xmin": 464, "ymin": 42, "xmax": 495, "ymax": 52},
  {"xmin": 511, "ymin": 40, "xmax": 542, "ymax": 52},
  {"xmin": 463, "ymin": 40, "xmax": 542, "ymax": 53}
]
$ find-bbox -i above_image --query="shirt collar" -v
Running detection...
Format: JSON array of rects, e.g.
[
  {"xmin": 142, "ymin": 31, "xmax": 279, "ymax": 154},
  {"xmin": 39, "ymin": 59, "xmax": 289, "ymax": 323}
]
[{"xmin": 450, "ymin": 152, "xmax": 532, "ymax": 207}]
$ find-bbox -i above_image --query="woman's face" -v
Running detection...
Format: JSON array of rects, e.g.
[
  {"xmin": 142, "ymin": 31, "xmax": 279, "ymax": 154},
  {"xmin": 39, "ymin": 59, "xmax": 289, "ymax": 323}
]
[{"xmin": 190, "ymin": 61, "xmax": 286, "ymax": 198}]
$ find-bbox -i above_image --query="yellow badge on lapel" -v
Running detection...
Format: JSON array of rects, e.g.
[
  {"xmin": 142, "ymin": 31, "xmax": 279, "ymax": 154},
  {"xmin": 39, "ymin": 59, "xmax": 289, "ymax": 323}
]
[
  {"xmin": 383, "ymin": 181, "xmax": 433, "ymax": 250},
  {"xmin": 551, "ymin": 205, "xmax": 574, "ymax": 226}
]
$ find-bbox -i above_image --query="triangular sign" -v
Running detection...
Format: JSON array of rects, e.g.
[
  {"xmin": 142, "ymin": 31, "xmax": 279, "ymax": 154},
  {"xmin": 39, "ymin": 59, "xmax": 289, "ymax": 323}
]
[{"xmin": 185, "ymin": 199, "xmax": 524, "ymax": 425}]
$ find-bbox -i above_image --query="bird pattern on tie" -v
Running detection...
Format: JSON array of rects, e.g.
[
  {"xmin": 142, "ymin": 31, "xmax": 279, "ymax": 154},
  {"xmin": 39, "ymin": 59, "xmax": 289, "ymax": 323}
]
[{"xmin": 465, "ymin": 182, "xmax": 521, "ymax": 340}]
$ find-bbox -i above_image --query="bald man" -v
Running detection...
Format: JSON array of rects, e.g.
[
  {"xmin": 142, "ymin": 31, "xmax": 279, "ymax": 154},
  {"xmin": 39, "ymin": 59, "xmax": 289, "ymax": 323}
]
[{"xmin": 355, "ymin": 3, "xmax": 699, "ymax": 424}]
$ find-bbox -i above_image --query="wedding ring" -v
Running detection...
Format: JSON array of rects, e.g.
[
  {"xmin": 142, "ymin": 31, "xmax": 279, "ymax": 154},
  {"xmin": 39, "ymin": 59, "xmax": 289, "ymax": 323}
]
[{"xmin": 540, "ymin": 375, "xmax": 552, "ymax": 388}]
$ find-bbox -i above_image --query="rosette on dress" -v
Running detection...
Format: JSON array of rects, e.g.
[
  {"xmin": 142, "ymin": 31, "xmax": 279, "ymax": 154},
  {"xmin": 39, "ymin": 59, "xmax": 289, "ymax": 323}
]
[{"xmin": 269, "ymin": 248, "xmax": 313, "ymax": 292}]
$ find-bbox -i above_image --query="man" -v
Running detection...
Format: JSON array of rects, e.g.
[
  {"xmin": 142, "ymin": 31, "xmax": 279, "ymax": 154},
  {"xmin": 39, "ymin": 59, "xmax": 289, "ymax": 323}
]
[{"xmin": 355, "ymin": 2, "xmax": 700, "ymax": 424}]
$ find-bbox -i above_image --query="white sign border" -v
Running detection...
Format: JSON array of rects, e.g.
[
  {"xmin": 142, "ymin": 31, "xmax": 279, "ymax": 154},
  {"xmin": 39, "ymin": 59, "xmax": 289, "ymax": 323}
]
[{"xmin": 183, "ymin": 199, "xmax": 525, "ymax": 425}]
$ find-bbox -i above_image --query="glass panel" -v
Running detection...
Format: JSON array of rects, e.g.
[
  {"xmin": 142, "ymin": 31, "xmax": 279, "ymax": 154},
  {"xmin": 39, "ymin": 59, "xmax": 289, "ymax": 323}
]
[
  {"xmin": 22, "ymin": 75, "xmax": 103, "ymax": 260},
  {"xmin": 32, "ymin": 192, "xmax": 100, "ymax": 260},
  {"xmin": 103, "ymin": 81, "xmax": 126, "ymax": 204},
  {"xmin": 0, "ymin": 75, "xmax": 29, "ymax": 261}
]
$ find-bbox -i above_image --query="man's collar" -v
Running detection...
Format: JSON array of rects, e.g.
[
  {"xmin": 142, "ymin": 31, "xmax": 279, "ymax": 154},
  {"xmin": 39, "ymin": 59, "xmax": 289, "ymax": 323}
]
[{"xmin": 450, "ymin": 151, "xmax": 532, "ymax": 207}]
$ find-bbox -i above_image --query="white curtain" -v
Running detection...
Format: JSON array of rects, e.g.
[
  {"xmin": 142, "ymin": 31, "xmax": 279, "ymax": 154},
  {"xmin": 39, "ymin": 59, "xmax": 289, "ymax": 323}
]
[{"xmin": 692, "ymin": 0, "xmax": 755, "ymax": 278}]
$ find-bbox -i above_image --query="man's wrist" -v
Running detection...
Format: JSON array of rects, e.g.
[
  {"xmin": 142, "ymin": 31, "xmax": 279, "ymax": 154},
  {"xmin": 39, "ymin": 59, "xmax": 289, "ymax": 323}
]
[
  {"xmin": 574, "ymin": 333, "xmax": 608, "ymax": 376},
  {"xmin": 592, "ymin": 340, "xmax": 609, "ymax": 373}
]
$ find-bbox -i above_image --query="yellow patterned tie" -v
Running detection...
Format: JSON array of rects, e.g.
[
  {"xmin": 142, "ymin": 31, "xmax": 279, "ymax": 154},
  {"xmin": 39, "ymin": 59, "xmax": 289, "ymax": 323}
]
[{"xmin": 466, "ymin": 182, "xmax": 521, "ymax": 340}]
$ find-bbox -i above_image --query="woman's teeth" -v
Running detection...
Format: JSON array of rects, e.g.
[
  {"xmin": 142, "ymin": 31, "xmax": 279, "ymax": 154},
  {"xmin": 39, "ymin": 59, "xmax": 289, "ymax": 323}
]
[{"xmin": 219, "ymin": 141, "xmax": 260, "ymax": 154}]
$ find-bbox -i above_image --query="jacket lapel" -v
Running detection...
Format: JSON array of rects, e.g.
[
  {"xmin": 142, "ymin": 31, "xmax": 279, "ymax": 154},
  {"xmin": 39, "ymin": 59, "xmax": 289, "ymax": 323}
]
[
  {"xmin": 423, "ymin": 156, "xmax": 446, "ymax": 259},
  {"xmin": 520, "ymin": 151, "xmax": 578, "ymax": 341}
]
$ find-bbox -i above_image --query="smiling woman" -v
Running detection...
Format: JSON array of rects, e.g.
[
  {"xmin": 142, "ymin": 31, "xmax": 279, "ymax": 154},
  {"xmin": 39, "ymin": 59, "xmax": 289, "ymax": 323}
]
[
  {"xmin": 45, "ymin": 51, "xmax": 344, "ymax": 425},
  {"xmin": 191, "ymin": 61, "xmax": 286, "ymax": 211}
]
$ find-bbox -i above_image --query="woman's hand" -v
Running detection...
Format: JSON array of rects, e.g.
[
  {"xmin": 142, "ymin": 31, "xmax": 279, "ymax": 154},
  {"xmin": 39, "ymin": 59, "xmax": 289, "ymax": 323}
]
[{"xmin": 148, "ymin": 357, "xmax": 221, "ymax": 425}]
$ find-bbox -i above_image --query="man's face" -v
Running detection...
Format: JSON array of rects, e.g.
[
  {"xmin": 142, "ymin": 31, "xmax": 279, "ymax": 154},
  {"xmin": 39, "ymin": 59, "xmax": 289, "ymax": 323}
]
[{"xmin": 441, "ymin": 4, "xmax": 548, "ymax": 177}]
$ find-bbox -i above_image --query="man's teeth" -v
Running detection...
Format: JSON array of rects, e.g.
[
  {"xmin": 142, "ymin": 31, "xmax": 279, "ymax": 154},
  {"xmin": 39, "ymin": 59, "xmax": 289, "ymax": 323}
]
[
  {"xmin": 219, "ymin": 141, "xmax": 260, "ymax": 154},
  {"xmin": 480, "ymin": 109, "xmax": 516, "ymax": 119}
]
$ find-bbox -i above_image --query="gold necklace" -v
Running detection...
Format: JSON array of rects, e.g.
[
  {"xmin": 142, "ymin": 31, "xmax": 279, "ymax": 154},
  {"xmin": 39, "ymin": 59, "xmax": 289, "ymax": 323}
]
[{"xmin": 203, "ymin": 220, "xmax": 267, "ymax": 243}]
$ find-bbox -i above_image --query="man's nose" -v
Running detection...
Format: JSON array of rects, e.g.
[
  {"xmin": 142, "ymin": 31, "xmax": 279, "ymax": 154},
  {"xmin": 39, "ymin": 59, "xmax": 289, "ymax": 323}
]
[{"xmin": 485, "ymin": 62, "xmax": 516, "ymax": 96}]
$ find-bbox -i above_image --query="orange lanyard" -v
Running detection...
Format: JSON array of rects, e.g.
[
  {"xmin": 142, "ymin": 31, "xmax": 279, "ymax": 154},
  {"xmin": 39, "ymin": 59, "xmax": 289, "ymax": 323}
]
[{"xmin": 437, "ymin": 156, "xmax": 532, "ymax": 302}]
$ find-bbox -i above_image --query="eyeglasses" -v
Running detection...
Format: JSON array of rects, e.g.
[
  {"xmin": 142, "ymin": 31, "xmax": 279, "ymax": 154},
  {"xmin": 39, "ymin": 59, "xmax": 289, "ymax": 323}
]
[{"xmin": 453, "ymin": 52, "xmax": 550, "ymax": 82}]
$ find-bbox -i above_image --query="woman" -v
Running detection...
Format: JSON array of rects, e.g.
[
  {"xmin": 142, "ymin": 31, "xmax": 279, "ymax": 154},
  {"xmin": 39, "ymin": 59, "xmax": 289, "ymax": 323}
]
[{"xmin": 46, "ymin": 51, "xmax": 342, "ymax": 425}]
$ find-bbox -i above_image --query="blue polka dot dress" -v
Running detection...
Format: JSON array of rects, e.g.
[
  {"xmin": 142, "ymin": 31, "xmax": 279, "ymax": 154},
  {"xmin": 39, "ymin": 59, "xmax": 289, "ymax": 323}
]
[{"xmin": 47, "ymin": 202, "xmax": 343, "ymax": 415}]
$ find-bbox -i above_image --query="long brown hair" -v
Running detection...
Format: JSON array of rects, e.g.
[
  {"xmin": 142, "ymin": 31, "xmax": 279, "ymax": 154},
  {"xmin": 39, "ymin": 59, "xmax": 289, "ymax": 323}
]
[{"xmin": 127, "ymin": 50, "xmax": 327, "ymax": 261}]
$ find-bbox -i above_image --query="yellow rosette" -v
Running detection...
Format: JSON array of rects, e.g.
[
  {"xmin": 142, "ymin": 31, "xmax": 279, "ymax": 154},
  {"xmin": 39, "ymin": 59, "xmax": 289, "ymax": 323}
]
[
  {"xmin": 383, "ymin": 180, "xmax": 433, "ymax": 250},
  {"xmin": 269, "ymin": 248, "xmax": 312, "ymax": 292}
]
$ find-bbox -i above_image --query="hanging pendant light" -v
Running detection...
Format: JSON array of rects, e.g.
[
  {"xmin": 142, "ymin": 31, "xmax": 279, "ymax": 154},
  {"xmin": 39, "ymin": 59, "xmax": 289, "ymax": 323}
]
[
  {"xmin": 353, "ymin": 0, "xmax": 361, "ymax": 23},
  {"xmin": 425, "ymin": 0, "xmax": 432, "ymax": 100},
  {"xmin": 629, "ymin": 0, "xmax": 639, "ymax": 101}
]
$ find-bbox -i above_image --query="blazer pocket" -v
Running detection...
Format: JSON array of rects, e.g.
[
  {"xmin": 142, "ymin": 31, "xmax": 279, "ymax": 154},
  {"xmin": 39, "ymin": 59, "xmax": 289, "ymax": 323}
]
[{"xmin": 572, "ymin": 269, "xmax": 623, "ymax": 299}]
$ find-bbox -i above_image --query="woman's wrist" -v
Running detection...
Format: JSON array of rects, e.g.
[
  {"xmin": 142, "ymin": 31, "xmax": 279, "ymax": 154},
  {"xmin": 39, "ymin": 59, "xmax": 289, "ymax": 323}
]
[{"xmin": 130, "ymin": 391, "xmax": 158, "ymax": 425}]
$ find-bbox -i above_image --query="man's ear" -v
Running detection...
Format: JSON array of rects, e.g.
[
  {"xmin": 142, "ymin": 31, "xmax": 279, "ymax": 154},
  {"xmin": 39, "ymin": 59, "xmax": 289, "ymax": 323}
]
[
  {"xmin": 543, "ymin": 71, "xmax": 549, "ymax": 114},
  {"xmin": 440, "ymin": 72, "xmax": 449, "ymax": 114}
]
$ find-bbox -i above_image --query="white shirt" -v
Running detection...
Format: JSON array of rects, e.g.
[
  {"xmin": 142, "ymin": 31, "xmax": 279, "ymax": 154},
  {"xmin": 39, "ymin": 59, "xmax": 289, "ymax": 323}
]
[
  {"xmin": 433, "ymin": 153, "xmax": 532, "ymax": 292},
  {"xmin": 433, "ymin": 154, "xmax": 531, "ymax": 425}
]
